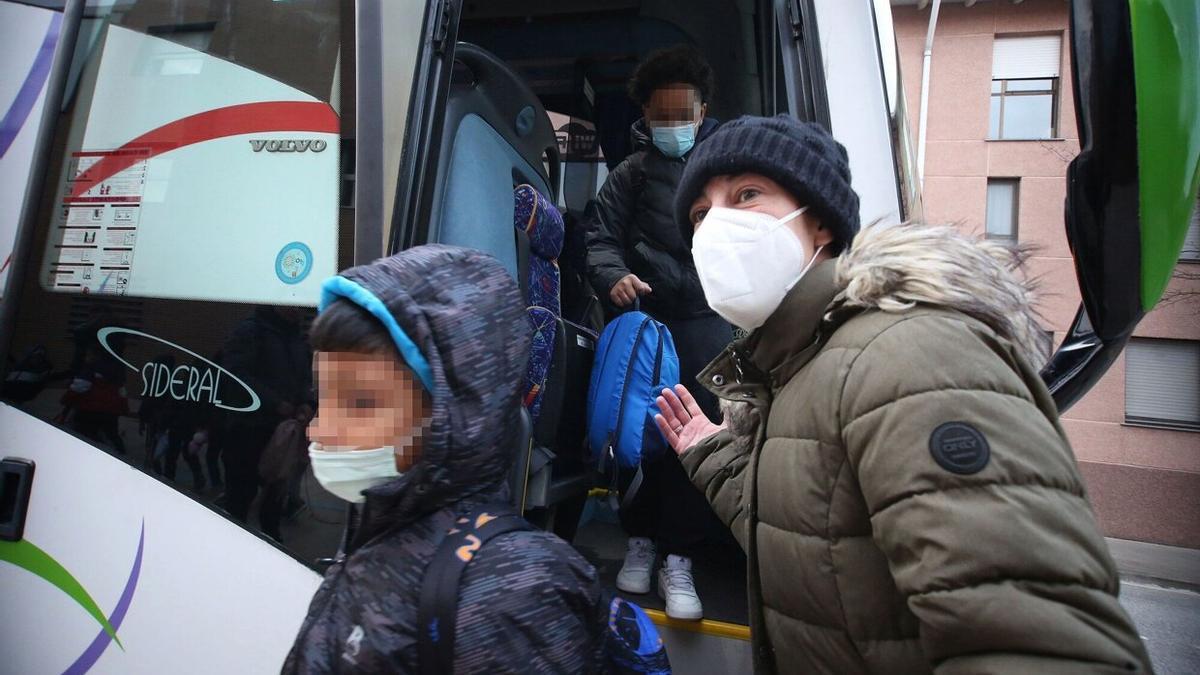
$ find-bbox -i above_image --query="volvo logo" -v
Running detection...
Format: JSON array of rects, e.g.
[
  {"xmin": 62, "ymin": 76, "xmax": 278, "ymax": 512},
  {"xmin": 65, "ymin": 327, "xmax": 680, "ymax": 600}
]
[
  {"xmin": 249, "ymin": 139, "xmax": 328, "ymax": 153},
  {"xmin": 97, "ymin": 327, "xmax": 262, "ymax": 413}
]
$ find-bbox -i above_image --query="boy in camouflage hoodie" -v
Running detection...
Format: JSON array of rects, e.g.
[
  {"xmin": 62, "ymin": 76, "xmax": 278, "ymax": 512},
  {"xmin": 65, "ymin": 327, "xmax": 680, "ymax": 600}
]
[{"xmin": 283, "ymin": 245, "xmax": 603, "ymax": 673}]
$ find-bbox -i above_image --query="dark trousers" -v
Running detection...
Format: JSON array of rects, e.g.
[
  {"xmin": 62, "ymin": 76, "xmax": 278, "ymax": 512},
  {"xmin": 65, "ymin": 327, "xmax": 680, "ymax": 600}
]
[
  {"xmin": 223, "ymin": 425, "xmax": 272, "ymax": 523},
  {"xmin": 165, "ymin": 426, "xmax": 205, "ymax": 490},
  {"xmin": 259, "ymin": 480, "xmax": 287, "ymax": 542},
  {"xmin": 618, "ymin": 312, "xmax": 732, "ymax": 557},
  {"xmin": 73, "ymin": 411, "xmax": 126, "ymax": 455},
  {"xmin": 206, "ymin": 426, "xmax": 225, "ymax": 489},
  {"xmin": 618, "ymin": 451, "xmax": 722, "ymax": 557}
]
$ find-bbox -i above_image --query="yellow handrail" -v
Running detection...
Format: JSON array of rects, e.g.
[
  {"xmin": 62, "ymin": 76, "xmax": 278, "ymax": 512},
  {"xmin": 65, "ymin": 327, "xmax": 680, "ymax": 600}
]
[{"xmin": 642, "ymin": 609, "xmax": 751, "ymax": 642}]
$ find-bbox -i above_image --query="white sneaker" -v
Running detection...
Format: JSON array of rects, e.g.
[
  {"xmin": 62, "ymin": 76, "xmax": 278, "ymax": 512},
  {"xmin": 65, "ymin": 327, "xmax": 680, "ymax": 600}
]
[
  {"xmin": 616, "ymin": 537, "xmax": 655, "ymax": 594},
  {"xmin": 657, "ymin": 555, "xmax": 703, "ymax": 620}
]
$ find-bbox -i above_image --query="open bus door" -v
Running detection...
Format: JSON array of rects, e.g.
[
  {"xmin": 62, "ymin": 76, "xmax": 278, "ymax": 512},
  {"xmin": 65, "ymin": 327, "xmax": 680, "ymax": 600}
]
[{"xmin": 1041, "ymin": 0, "xmax": 1200, "ymax": 410}]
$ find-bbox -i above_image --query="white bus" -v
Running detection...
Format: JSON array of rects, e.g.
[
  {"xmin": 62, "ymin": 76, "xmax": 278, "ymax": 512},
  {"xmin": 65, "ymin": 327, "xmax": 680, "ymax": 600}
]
[{"xmin": 1, "ymin": 0, "xmax": 1194, "ymax": 672}]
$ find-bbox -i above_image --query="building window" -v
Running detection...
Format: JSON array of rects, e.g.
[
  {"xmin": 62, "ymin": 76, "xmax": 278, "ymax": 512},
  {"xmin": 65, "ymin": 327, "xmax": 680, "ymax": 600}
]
[
  {"xmin": 986, "ymin": 178, "xmax": 1019, "ymax": 240},
  {"xmin": 1125, "ymin": 338, "xmax": 1200, "ymax": 431},
  {"xmin": 1182, "ymin": 198, "xmax": 1199, "ymax": 262},
  {"xmin": 990, "ymin": 35, "xmax": 1062, "ymax": 140}
]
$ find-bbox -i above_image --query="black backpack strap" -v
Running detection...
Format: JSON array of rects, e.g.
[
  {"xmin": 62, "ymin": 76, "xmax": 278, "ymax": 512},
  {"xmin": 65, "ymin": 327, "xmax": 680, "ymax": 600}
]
[{"xmin": 417, "ymin": 505, "xmax": 534, "ymax": 675}]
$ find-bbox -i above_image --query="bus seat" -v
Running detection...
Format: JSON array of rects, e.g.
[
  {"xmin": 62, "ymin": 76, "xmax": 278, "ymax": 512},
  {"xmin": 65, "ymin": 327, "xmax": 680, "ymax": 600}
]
[
  {"xmin": 510, "ymin": 185, "xmax": 598, "ymax": 514},
  {"xmin": 429, "ymin": 43, "xmax": 561, "ymax": 281},
  {"xmin": 515, "ymin": 185, "xmax": 564, "ymax": 317},
  {"xmin": 509, "ymin": 406, "xmax": 557, "ymax": 512},
  {"xmin": 514, "ymin": 184, "xmax": 564, "ymax": 423},
  {"xmin": 509, "ymin": 405, "xmax": 533, "ymax": 508}
]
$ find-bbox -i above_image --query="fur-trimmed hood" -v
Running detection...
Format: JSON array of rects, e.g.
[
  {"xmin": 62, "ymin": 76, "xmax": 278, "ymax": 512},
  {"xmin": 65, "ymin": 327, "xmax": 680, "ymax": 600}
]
[{"xmin": 833, "ymin": 223, "xmax": 1049, "ymax": 369}]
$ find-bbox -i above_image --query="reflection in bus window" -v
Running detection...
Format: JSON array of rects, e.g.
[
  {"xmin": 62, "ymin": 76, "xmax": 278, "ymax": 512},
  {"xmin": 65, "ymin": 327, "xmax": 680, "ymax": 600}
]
[{"xmin": 2, "ymin": 0, "xmax": 346, "ymax": 568}]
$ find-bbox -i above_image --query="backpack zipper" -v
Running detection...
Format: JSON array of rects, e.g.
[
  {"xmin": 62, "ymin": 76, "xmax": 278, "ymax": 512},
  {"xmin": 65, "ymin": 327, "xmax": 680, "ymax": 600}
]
[{"xmin": 651, "ymin": 324, "xmax": 664, "ymax": 394}]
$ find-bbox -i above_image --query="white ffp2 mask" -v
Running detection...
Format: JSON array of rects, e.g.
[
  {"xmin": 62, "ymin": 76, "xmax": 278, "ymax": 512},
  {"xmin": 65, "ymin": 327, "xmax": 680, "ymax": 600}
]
[
  {"xmin": 308, "ymin": 442, "xmax": 401, "ymax": 503},
  {"xmin": 691, "ymin": 206, "xmax": 823, "ymax": 331}
]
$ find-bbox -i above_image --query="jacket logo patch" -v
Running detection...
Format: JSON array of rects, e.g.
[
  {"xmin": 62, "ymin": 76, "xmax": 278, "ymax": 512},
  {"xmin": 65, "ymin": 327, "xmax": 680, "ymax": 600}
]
[{"xmin": 929, "ymin": 422, "xmax": 990, "ymax": 474}]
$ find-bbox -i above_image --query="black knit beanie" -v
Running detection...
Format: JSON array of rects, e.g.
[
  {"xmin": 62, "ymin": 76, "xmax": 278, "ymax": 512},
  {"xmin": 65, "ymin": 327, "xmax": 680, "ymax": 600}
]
[{"xmin": 674, "ymin": 114, "xmax": 860, "ymax": 253}]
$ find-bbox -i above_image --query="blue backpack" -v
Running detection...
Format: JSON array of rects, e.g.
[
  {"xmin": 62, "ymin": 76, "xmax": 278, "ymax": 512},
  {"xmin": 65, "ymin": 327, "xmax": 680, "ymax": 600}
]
[
  {"xmin": 586, "ymin": 306, "xmax": 680, "ymax": 506},
  {"xmin": 601, "ymin": 593, "xmax": 672, "ymax": 674}
]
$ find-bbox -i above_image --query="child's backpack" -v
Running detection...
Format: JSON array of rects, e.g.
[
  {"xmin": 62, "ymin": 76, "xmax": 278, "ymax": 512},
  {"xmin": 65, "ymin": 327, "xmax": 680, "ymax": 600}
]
[
  {"xmin": 417, "ymin": 504, "xmax": 671, "ymax": 674},
  {"xmin": 586, "ymin": 303, "xmax": 680, "ymax": 507}
]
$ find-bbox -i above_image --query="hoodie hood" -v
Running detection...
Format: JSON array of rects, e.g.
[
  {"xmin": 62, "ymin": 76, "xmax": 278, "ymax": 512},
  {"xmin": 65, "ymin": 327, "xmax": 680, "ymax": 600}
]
[
  {"xmin": 631, "ymin": 116, "xmax": 720, "ymax": 155},
  {"xmin": 833, "ymin": 223, "xmax": 1050, "ymax": 369},
  {"xmin": 320, "ymin": 245, "xmax": 531, "ymax": 545}
]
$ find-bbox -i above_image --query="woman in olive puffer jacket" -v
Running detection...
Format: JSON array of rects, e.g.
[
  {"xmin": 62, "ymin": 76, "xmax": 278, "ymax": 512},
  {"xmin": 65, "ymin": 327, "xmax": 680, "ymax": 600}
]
[{"xmin": 653, "ymin": 114, "xmax": 1152, "ymax": 674}]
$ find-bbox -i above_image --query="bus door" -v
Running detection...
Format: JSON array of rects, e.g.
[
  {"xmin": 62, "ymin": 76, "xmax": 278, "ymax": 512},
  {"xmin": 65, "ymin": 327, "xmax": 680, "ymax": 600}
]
[
  {"xmin": 1041, "ymin": 0, "xmax": 1199, "ymax": 410},
  {"xmin": 0, "ymin": 1, "xmax": 429, "ymax": 672}
]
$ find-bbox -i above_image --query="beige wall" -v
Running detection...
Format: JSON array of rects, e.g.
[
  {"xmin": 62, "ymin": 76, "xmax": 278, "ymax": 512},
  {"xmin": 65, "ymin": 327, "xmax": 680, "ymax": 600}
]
[{"xmin": 893, "ymin": 0, "xmax": 1200, "ymax": 548}]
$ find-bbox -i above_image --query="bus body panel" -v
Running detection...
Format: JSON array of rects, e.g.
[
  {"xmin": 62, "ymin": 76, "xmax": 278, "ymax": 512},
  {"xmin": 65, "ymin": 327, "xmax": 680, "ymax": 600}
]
[
  {"xmin": 0, "ymin": 1, "xmax": 60, "ymax": 300},
  {"xmin": 0, "ymin": 404, "xmax": 320, "ymax": 674}
]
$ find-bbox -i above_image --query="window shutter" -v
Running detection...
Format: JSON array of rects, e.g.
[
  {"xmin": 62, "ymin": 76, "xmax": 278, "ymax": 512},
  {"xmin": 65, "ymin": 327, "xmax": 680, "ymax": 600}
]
[
  {"xmin": 1125, "ymin": 339, "xmax": 1200, "ymax": 428},
  {"xmin": 992, "ymin": 35, "xmax": 1062, "ymax": 80}
]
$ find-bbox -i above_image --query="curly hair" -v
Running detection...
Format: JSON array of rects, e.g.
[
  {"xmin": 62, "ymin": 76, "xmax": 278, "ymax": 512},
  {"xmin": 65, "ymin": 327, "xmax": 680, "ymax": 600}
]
[{"xmin": 627, "ymin": 45, "xmax": 715, "ymax": 106}]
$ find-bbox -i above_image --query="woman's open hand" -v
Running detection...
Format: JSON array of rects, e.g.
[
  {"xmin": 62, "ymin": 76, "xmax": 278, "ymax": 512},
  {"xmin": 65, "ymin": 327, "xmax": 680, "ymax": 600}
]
[{"xmin": 654, "ymin": 384, "xmax": 725, "ymax": 456}]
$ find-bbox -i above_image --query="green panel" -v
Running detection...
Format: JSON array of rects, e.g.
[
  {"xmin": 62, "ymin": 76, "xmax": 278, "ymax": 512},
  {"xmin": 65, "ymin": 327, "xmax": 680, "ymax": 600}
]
[{"xmin": 1130, "ymin": 0, "xmax": 1200, "ymax": 310}]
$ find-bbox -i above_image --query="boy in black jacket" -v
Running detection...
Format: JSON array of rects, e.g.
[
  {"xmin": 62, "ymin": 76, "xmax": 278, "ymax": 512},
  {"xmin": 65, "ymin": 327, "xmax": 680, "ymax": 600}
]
[{"xmin": 584, "ymin": 43, "xmax": 730, "ymax": 622}]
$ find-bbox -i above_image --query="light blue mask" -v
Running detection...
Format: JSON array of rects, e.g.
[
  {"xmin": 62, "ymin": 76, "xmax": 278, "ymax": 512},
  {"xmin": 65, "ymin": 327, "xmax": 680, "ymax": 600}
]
[{"xmin": 651, "ymin": 123, "xmax": 697, "ymax": 158}]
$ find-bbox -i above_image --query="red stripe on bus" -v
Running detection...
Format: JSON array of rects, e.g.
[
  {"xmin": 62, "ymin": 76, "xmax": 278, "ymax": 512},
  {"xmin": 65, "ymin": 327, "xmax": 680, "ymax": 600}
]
[
  {"xmin": 73, "ymin": 148, "xmax": 151, "ymax": 158},
  {"xmin": 67, "ymin": 101, "xmax": 338, "ymax": 199}
]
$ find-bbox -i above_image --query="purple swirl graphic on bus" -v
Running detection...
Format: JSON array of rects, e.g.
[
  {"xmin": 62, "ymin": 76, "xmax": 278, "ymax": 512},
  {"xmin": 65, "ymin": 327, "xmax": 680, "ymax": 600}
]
[{"xmin": 62, "ymin": 521, "xmax": 145, "ymax": 674}]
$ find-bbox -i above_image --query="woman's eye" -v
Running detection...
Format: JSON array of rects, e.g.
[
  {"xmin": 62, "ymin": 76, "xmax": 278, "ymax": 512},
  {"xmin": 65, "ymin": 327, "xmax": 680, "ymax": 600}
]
[
  {"xmin": 691, "ymin": 208, "xmax": 709, "ymax": 225},
  {"xmin": 736, "ymin": 188, "xmax": 760, "ymax": 203}
]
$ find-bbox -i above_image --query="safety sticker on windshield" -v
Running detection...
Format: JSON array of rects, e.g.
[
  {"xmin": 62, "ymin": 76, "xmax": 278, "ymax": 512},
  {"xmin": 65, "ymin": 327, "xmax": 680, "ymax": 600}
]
[{"xmin": 44, "ymin": 148, "xmax": 147, "ymax": 296}]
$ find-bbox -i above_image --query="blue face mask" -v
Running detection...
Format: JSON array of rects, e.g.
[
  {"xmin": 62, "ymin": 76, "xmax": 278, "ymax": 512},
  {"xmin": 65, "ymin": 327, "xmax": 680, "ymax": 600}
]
[{"xmin": 651, "ymin": 123, "xmax": 697, "ymax": 158}]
